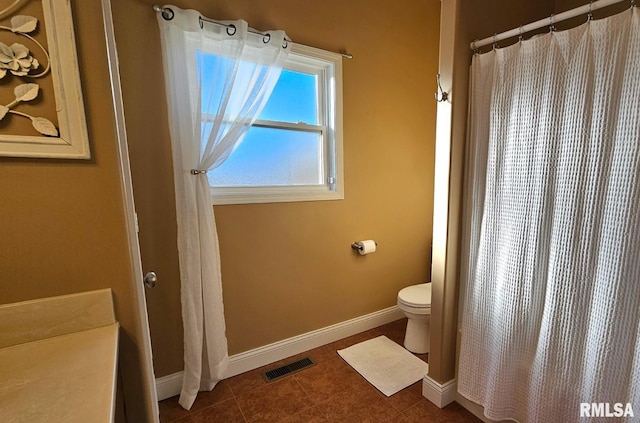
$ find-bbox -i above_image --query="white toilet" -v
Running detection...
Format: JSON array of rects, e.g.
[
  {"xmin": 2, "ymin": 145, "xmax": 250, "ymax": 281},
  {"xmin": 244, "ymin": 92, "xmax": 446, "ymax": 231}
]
[{"xmin": 397, "ymin": 282, "xmax": 432, "ymax": 354}]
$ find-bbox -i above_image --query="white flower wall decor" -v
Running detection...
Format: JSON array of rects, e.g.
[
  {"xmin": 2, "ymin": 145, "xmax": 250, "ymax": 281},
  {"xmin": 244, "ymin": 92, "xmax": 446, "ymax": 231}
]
[
  {"xmin": 0, "ymin": 0, "xmax": 90, "ymax": 159},
  {"xmin": 0, "ymin": 15, "xmax": 57, "ymax": 137},
  {"xmin": 0, "ymin": 42, "xmax": 40, "ymax": 76}
]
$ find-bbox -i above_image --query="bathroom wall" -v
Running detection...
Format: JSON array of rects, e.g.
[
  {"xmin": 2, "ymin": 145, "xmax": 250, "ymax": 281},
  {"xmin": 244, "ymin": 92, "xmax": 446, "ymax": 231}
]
[
  {"xmin": 467, "ymin": 0, "xmax": 555, "ymax": 43},
  {"xmin": 0, "ymin": 1, "xmax": 153, "ymax": 421},
  {"xmin": 111, "ymin": 0, "xmax": 441, "ymax": 377},
  {"xmin": 554, "ymin": 0, "xmax": 631, "ymax": 28}
]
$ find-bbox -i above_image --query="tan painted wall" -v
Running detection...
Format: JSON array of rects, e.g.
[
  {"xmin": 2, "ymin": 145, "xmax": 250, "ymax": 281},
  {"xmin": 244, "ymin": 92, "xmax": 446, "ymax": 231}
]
[
  {"xmin": 554, "ymin": 0, "xmax": 630, "ymax": 30},
  {"xmin": 0, "ymin": 1, "xmax": 152, "ymax": 421},
  {"xmin": 468, "ymin": 0, "xmax": 555, "ymax": 46},
  {"xmin": 112, "ymin": 0, "xmax": 441, "ymax": 377}
]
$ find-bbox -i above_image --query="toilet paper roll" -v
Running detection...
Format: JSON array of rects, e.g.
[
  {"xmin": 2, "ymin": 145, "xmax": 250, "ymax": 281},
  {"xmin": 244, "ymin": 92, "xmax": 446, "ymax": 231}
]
[{"xmin": 357, "ymin": 240, "xmax": 377, "ymax": 255}]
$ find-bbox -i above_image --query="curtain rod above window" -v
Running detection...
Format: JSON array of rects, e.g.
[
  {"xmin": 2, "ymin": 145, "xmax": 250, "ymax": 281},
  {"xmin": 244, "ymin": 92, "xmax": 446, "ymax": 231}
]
[
  {"xmin": 152, "ymin": 5, "xmax": 353, "ymax": 59},
  {"xmin": 471, "ymin": 0, "xmax": 633, "ymax": 50}
]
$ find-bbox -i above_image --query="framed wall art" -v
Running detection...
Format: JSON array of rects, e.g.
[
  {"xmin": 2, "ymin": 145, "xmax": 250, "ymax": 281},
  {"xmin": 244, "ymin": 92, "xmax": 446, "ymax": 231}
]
[{"xmin": 0, "ymin": 0, "xmax": 90, "ymax": 159}]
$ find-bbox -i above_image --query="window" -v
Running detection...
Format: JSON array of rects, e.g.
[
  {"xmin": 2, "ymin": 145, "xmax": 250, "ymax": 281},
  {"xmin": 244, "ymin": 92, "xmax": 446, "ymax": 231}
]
[{"xmin": 205, "ymin": 44, "xmax": 343, "ymax": 205}]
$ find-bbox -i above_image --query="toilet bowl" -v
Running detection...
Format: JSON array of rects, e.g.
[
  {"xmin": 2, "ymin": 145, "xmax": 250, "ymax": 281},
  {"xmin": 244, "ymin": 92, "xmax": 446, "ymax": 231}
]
[{"xmin": 397, "ymin": 283, "xmax": 431, "ymax": 354}]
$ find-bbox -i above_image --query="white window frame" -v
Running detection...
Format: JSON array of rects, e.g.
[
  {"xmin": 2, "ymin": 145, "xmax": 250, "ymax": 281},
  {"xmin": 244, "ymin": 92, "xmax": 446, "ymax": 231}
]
[{"xmin": 209, "ymin": 43, "xmax": 344, "ymax": 205}]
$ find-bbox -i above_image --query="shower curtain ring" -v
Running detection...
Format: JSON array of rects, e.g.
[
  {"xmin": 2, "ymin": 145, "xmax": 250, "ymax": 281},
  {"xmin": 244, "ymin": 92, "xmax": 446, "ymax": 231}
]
[
  {"xmin": 549, "ymin": 14, "xmax": 556, "ymax": 32},
  {"xmin": 518, "ymin": 25, "xmax": 524, "ymax": 42},
  {"xmin": 492, "ymin": 34, "xmax": 498, "ymax": 50},
  {"xmin": 588, "ymin": 0, "xmax": 594, "ymax": 21}
]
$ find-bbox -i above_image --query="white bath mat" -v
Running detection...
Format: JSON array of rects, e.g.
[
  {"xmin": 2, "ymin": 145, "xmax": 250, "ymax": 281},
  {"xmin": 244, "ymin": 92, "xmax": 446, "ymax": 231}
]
[{"xmin": 337, "ymin": 335, "xmax": 429, "ymax": 396}]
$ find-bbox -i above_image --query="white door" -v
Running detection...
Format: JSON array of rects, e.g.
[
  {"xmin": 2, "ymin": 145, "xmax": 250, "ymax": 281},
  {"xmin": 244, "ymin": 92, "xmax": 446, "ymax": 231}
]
[{"xmin": 101, "ymin": 0, "xmax": 160, "ymax": 421}]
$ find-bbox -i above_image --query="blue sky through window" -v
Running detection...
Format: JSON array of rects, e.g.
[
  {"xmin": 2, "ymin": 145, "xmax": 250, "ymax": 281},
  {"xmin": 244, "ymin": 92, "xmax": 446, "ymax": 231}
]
[
  {"xmin": 200, "ymin": 51, "xmax": 321, "ymax": 187},
  {"xmin": 199, "ymin": 53, "xmax": 318, "ymax": 124},
  {"xmin": 259, "ymin": 69, "xmax": 318, "ymax": 124}
]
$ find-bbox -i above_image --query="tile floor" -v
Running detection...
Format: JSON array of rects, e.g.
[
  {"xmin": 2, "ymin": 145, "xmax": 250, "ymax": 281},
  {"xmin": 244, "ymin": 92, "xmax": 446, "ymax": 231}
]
[{"xmin": 159, "ymin": 318, "xmax": 481, "ymax": 423}]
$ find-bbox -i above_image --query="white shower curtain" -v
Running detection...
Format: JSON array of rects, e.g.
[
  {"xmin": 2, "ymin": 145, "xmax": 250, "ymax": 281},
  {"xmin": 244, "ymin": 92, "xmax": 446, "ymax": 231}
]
[
  {"xmin": 157, "ymin": 5, "xmax": 289, "ymax": 410},
  {"xmin": 459, "ymin": 8, "xmax": 640, "ymax": 423}
]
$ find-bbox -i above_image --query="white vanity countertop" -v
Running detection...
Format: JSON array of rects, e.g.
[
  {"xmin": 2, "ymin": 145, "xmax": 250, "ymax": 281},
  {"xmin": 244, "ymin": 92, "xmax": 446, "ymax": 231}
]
[
  {"xmin": 0, "ymin": 290, "xmax": 119, "ymax": 423},
  {"xmin": 0, "ymin": 323, "xmax": 119, "ymax": 423}
]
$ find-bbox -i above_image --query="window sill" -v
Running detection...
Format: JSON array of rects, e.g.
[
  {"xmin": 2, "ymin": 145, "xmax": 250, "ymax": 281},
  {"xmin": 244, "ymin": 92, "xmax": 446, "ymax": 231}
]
[{"xmin": 210, "ymin": 186, "xmax": 344, "ymax": 205}]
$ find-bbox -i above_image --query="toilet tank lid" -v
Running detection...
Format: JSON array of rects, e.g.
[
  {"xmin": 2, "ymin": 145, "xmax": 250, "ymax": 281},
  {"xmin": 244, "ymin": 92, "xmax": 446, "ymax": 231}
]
[{"xmin": 398, "ymin": 283, "xmax": 431, "ymax": 307}]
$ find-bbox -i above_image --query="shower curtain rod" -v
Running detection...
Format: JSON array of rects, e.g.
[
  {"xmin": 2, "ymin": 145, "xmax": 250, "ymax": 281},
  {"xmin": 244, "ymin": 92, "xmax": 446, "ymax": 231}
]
[
  {"xmin": 152, "ymin": 5, "xmax": 353, "ymax": 59},
  {"xmin": 471, "ymin": 0, "xmax": 632, "ymax": 50}
]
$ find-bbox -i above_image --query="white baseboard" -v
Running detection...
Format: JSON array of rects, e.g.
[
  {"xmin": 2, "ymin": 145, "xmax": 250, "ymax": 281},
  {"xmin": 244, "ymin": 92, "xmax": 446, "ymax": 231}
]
[
  {"xmin": 156, "ymin": 306, "xmax": 404, "ymax": 401},
  {"xmin": 422, "ymin": 376, "xmax": 457, "ymax": 408},
  {"xmin": 155, "ymin": 372, "xmax": 184, "ymax": 403}
]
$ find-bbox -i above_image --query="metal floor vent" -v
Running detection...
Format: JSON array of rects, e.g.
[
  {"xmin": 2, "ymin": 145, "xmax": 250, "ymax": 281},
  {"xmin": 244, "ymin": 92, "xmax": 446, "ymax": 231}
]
[{"xmin": 262, "ymin": 357, "xmax": 315, "ymax": 383}]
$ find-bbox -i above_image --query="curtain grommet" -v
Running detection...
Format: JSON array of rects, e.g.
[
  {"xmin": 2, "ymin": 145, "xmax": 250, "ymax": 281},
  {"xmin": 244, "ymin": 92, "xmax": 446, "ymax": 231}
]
[
  {"xmin": 263, "ymin": 33, "xmax": 271, "ymax": 44},
  {"xmin": 226, "ymin": 24, "xmax": 236, "ymax": 36},
  {"xmin": 160, "ymin": 7, "xmax": 174, "ymax": 21}
]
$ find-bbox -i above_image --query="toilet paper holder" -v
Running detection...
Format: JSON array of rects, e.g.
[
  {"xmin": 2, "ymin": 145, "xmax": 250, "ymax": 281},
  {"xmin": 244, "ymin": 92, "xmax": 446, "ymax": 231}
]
[{"xmin": 351, "ymin": 241, "xmax": 377, "ymax": 252}]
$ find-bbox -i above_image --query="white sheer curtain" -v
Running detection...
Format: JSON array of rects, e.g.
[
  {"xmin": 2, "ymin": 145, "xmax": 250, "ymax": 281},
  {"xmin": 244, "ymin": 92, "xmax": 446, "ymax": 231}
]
[
  {"xmin": 156, "ymin": 5, "xmax": 289, "ymax": 410},
  {"xmin": 459, "ymin": 8, "xmax": 640, "ymax": 422}
]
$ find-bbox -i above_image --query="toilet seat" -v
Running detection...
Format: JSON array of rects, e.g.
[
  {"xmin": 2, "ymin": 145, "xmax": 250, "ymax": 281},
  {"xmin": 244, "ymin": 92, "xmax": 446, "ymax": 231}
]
[{"xmin": 398, "ymin": 283, "xmax": 431, "ymax": 309}]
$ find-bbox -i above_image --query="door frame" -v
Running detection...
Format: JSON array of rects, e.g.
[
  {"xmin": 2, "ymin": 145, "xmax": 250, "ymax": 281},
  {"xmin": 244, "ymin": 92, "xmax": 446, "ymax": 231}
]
[{"xmin": 101, "ymin": 0, "xmax": 160, "ymax": 420}]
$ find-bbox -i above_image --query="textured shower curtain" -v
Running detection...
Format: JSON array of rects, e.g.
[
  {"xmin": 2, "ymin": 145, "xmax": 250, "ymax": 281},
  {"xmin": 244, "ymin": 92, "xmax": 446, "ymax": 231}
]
[{"xmin": 459, "ymin": 8, "xmax": 640, "ymax": 423}]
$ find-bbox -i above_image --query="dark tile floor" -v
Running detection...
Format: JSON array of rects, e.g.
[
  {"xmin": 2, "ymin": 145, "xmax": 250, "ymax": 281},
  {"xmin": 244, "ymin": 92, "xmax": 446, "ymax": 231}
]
[{"xmin": 159, "ymin": 318, "xmax": 481, "ymax": 423}]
